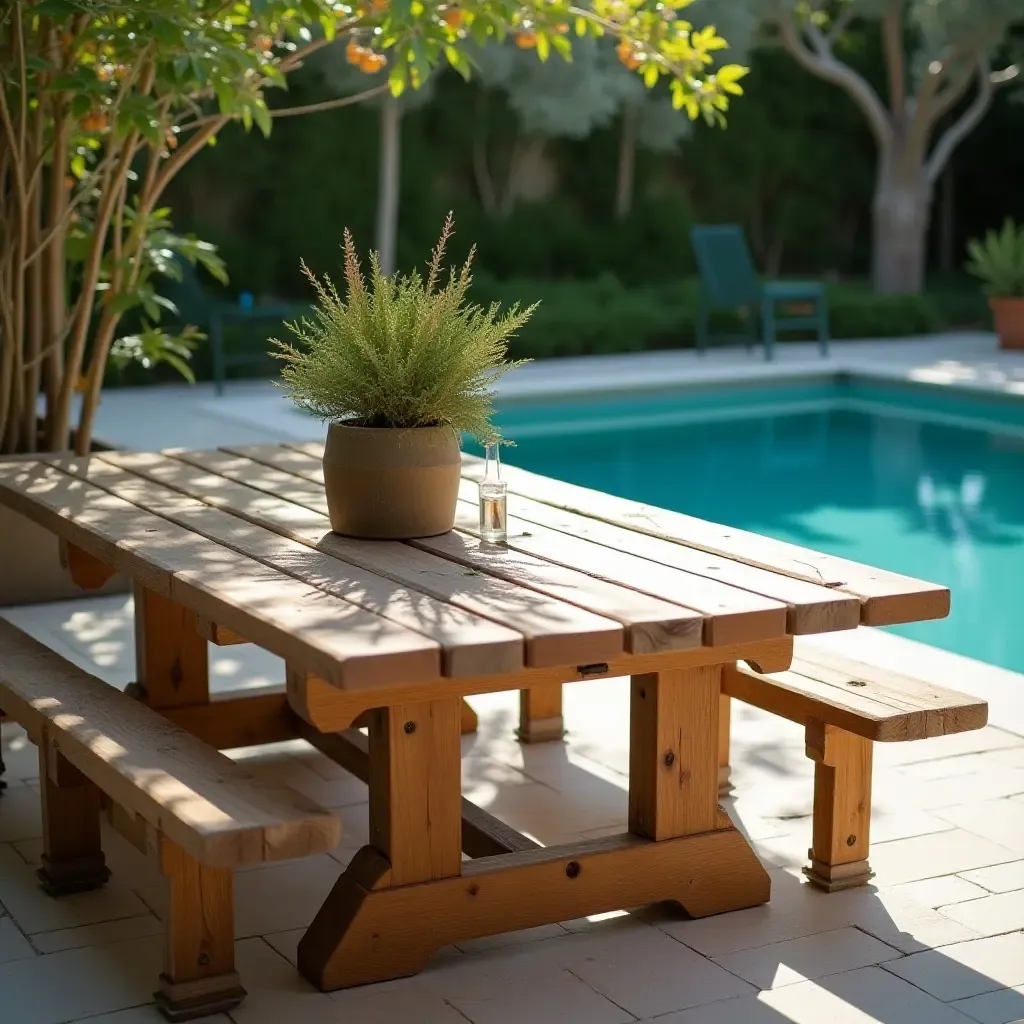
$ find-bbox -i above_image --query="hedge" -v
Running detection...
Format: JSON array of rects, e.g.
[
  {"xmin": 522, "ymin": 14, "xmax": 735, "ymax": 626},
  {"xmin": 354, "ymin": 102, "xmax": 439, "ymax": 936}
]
[{"xmin": 107, "ymin": 275, "xmax": 988, "ymax": 388}]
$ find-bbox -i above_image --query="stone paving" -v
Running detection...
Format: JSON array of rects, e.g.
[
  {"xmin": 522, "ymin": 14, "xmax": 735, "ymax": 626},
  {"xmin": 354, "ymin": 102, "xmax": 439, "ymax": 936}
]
[{"xmin": 1, "ymin": 594, "xmax": 1023, "ymax": 1024}]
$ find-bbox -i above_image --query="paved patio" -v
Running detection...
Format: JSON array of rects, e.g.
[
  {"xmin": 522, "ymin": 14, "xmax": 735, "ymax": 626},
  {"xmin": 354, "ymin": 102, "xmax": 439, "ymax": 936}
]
[{"xmin": 2, "ymin": 331, "xmax": 1022, "ymax": 1023}]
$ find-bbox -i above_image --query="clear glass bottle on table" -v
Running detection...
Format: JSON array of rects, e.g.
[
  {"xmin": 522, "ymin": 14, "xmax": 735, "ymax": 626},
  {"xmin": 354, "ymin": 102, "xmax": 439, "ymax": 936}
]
[{"xmin": 478, "ymin": 443, "xmax": 508, "ymax": 544}]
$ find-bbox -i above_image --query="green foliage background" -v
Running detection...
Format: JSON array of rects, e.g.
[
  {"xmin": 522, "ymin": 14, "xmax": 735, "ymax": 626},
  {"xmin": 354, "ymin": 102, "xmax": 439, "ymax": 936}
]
[{"xmin": 150, "ymin": 35, "xmax": 1024, "ymax": 384}]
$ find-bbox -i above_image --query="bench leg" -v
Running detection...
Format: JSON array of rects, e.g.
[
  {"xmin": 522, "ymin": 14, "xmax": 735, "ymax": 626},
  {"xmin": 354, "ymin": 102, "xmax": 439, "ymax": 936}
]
[
  {"xmin": 717, "ymin": 694, "xmax": 733, "ymax": 796},
  {"xmin": 0, "ymin": 710, "xmax": 7, "ymax": 792},
  {"xmin": 803, "ymin": 722, "xmax": 874, "ymax": 892},
  {"xmin": 133, "ymin": 585, "xmax": 209, "ymax": 710},
  {"xmin": 37, "ymin": 738, "xmax": 110, "ymax": 895},
  {"xmin": 516, "ymin": 683, "xmax": 565, "ymax": 744},
  {"xmin": 156, "ymin": 839, "xmax": 245, "ymax": 1022}
]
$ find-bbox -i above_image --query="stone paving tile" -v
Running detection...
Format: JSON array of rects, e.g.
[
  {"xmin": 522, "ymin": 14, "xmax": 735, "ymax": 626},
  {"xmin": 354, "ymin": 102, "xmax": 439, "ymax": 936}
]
[
  {"xmin": 654, "ymin": 966, "xmax": 980, "ymax": 1023},
  {"xmin": 935, "ymin": 799, "xmax": 1024, "ymax": 855},
  {"xmin": 960, "ymin": 860, "xmax": 1024, "ymax": 894},
  {"xmin": 31, "ymin": 913, "xmax": 163, "ymax": 955},
  {"xmin": 0, "ymin": 915, "xmax": 34, "ymax": 964},
  {"xmin": 882, "ymin": 875, "xmax": 990, "ymax": 908},
  {"xmin": 882, "ymin": 932, "xmax": 1024, "ymax": 1001},
  {"xmin": 866, "ymin": 830, "xmax": 1020, "ymax": 886},
  {"xmin": 711, "ymin": 927, "xmax": 902, "ymax": 990},
  {"xmin": 939, "ymin": 888, "xmax": 1024, "ymax": 937},
  {"xmin": 0, "ymin": 785, "xmax": 42, "ymax": 843},
  {"xmin": 951, "ymin": 985, "xmax": 1024, "ymax": 1024},
  {"xmin": 234, "ymin": 855, "xmax": 342, "ymax": 938},
  {"xmin": 0, "ymin": 933, "xmax": 163, "ymax": 1024}
]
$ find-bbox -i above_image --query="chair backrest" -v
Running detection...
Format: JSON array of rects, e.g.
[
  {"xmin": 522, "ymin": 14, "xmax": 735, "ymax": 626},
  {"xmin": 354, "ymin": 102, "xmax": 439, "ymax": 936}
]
[
  {"xmin": 160, "ymin": 256, "xmax": 219, "ymax": 327},
  {"xmin": 690, "ymin": 224, "xmax": 761, "ymax": 308}
]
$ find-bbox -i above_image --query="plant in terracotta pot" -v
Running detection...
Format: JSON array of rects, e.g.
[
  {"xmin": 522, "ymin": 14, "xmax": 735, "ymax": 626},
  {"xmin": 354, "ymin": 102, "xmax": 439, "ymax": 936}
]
[
  {"xmin": 273, "ymin": 215, "xmax": 534, "ymax": 539},
  {"xmin": 966, "ymin": 219, "xmax": 1024, "ymax": 350}
]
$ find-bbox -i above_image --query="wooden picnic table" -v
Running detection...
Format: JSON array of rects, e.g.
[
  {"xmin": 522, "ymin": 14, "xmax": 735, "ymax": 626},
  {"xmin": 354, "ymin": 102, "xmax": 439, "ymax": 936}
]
[{"xmin": 0, "ymin": 444, "xmax": 950, "ymax": 992}]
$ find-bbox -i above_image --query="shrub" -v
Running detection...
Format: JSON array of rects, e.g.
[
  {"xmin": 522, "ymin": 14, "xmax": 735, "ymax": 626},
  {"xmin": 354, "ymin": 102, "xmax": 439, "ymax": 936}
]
[{"xmin": 272, "ymin": 216, "xmax": 532, "ymax": 441}]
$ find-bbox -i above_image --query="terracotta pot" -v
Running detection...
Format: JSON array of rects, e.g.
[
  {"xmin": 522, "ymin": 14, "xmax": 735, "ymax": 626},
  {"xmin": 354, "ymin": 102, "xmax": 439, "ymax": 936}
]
[
  {"xmin": 0, "ymin": 453, "xmax": 128, "ymax": 607},
  {"xmin": 990, "ymin": 296, "xmax": 1024, "ymax": 350},
  {"xmin": 322, "ymin": 423, "xmax": 461, "ymax": 539}
]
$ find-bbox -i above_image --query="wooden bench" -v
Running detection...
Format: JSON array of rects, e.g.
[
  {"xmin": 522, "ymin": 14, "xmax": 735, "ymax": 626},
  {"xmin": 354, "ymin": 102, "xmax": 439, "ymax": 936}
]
[
  {"xmin": 0, "ymin": 619, "xmax": 341, "ymax": 1021},
  {"xmin": 720, "ymin": 638, "xmax": 988, "ymax": 892}
]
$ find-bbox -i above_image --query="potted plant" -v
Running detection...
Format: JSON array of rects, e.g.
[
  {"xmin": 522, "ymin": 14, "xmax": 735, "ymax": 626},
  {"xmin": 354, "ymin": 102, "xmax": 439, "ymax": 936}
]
[
  {"xmin": 966, "ymin": 219, "xmax": 1024, "ymax": 350},
  {"xmin": 273, "ymin": 215, "xmax": 533, "ymax": 539}
]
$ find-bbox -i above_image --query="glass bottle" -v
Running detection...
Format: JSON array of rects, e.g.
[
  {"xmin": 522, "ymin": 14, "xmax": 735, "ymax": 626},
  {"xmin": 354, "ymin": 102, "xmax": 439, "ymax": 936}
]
[{"xmin": 478, "ymin": 443, "xmax": 508, "ymax": 544}]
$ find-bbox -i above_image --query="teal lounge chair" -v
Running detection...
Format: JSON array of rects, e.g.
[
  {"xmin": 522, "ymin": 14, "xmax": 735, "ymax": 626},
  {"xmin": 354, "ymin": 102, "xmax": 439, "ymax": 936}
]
[{"xmin": 690, "ymin": 224, "xmax": 829, "ymax": 360}]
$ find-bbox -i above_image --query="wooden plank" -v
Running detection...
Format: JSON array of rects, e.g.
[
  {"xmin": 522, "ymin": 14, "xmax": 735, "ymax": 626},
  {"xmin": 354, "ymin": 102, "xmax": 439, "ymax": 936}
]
[
  {"xmin": 93, "ymin": 451, "xmax": 523, "ymax": 680},
  {"xmin": 629, "ymin": 667, "xmax": 721, "ymax": 840},
  {"xmin": 722, "ymin": 664, "xmax": 928, "ymax": 742},
  {"xmin": 414, "ymin": 528, "xmax": 703, "ymax": 656},
  {"xmin": 134, "ymin": 584, "xmax": 209, "ymax": 709},
  {"xmin": 297, "ymin": 827, "xmax": 770, "ymax": 991},
  {"xmin": 0, "ymin": 620, "xmax": 341, "ymax": 867},
  {"xmin": 368, "ymin": 699, "xmax": 463, "ymax": 887},
  {"xmin": 0, "ymin": 459, "xmax": 440, "ymax": 690},
  {"xmin": 293, "ymin": 636, "xmax": 795, "ymax": 732},
  {"xmin": 450, "ymin": 451, "xmax": 948, "ymax": 628},
  {"xmin": 451, "ymin": 492, "xmax": 785, "ymax": 647},
  {"xmin": 454, "ymin": 479, "xmax": 860, "ymax": 637},
  {"xmin": 804, "ymin": 722, "xmax": 874, "ymax": 891},
  {"xmin": 247, "ymin": 444, "xmax": 788, "ymax": 648},
  {"xmin": 166, "ymin": 448, "xmax": 625, "ymax": 669}
]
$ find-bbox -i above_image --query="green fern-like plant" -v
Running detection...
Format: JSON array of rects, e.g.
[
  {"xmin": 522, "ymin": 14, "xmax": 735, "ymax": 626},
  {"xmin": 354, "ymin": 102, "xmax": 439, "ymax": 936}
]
[
  {"xmin": 272, "ymin": 215, "xmax": 534, "ymax": 443},
  {"xmin": 966, "ymin": 219, "xmax": 1024, "ymax": 298}
]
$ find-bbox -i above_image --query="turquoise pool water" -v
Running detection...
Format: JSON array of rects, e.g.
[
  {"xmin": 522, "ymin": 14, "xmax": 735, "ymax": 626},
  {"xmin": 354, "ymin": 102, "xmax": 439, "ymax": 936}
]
[{"xmin": 477, "ymin": 377, "xmax": 1024, "ymax": 673}]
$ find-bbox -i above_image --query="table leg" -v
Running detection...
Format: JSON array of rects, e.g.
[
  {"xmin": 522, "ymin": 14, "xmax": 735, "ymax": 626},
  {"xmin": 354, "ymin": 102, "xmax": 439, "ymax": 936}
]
[
  {"xmin": 718, "ymin": 694, "xmax": 734, "ymax": 796},
  {"xmin": 517, "ymin": 682, "xmax": 565, "ymax": 743},
  {"xmin": 131, "ymin": 584, "xmax": 209, "ymax": 709},
  {"xmin": 298, "ymin": 697, "xmax": 464, "ymax": 989},
  {"xmin": 629, "ymin": 666, "xmax": 769, "ymax": 915}
]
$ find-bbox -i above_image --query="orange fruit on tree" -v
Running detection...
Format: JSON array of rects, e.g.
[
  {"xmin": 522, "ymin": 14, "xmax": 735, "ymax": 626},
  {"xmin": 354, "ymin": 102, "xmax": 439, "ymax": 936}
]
[
  {"xmin": 443, "ymin": 8, "xmax": 463, "ymax": 26},
  {"xmin": 345, "ymin": 39, "xmax": 363, "ymax": 64},
  {"xmin": 359, "ymin": 50, "xmax": 387, "ymax": 72},
  {"xmin": 254, "ymin": 35, "xmax": 273, "ymax": 52},
  {"xmin": 515, "ymin": 31, "xmax": 537, "ymax": 48},
  {"xmin": 616, "ymin": 40, "xmax": 640, "ymax": 70},
  {"xmin": 371, "ymin": 0, "xmax": 389, "ymax": 10}
]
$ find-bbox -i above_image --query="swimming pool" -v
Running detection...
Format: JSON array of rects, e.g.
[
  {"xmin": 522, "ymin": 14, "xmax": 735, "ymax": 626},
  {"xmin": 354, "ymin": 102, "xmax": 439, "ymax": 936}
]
[{"xmin": 475, "ymin": 376, "xmax": 1024, "ymax": 673}]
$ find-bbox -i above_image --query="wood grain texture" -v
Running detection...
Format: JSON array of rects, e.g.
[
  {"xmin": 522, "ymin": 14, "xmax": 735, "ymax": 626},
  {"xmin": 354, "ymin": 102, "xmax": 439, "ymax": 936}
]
[
  {"xmin": 158, "ymin": 687, "xmax": 297, "ymax": 750},
  {"xmin": 291, "ymin": 636, "xmax": 795, "ymax": 732},
  {"xmin": 629, "ymin": 667, "xmax": 722, "ymax": 840},
  {"xmin": 0, "ymin": 459, "xmax": 439, "ymax": 690},
  {"xmin": 455, "ymin": 452, "xmax": 951, "ymax": 628},
  {"xmin": 99, "ymin": 450, "xmax": 526, "ymax": 679},
  {"xmin": 145, "ymin": 448, "xmax": 625, "ymax": 672},
  {"xmin": 297, "ymin": 828, "xmax": 771, "ymax": 991},
  {"xmin": 414, "ymin": 527, "xmax": 704, "ymax": 655},
  {"xmin": 196, "ymin": 617, "xmax": 247, "ymax": 646},
  {"xmin": 804, "ymin": 721, "xmax": 874, "ymax": 891},
  {"xmin": 453, "ymin": 487, "xmax": 789, "ymax": 646},
  {"xmin": 453, "ymin": 480, "xmax": 861, "ymax": 637},
  {"xmin": 722, "ymin": 638, "xmax": 987, "ymax": 742},
  {"xmin": 59, "ymin": 541, "xmax": 116, "ymax": 591},
  {"xmin": 0, "ymin": 620, "xmax": 341, "ymax": 867},
  {"xmin": 368, "ymin": 699, "xmax": 463, "ymax": 887},
  {"xmin": 134, "ymin": 584, "xmax": 209, "ymax": 709},
  {"xmin": 517, "ymin": 683, "xmax": 565, "ymax": 744}
]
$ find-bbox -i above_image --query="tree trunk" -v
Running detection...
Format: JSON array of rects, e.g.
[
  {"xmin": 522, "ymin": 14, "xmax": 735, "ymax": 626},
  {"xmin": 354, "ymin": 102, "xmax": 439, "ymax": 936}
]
[
  {"xmin": 871, "ymin": 153, "xmax": 933, "ymax": 295},
  {"xmin": 375, "ymin": 96, "xmax": 402, "ymax": 277},
  {"xmin": 615, "ymin": 105, "xmax": 637, "ymax": 221}
]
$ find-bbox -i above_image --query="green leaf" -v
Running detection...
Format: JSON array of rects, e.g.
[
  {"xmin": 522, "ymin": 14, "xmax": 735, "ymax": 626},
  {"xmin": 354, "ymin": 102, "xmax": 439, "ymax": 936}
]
[
  {"xmin": 536, "ymin": 32, "xmax": 550, "ymax": 61},
  {"xmin": 444, "ymin": 46, "xmax": 472, "ymax": 81},
  {"xmin": 70, "ymin": 153, "xmax": 86, "ymax": 179},
  {"xmin": 252, "ymin": 99, "xmax": 273, "ymax": 138},
  {"xmin": 642, "ymin": 63, "xmax": 659, "ymax": 88}
]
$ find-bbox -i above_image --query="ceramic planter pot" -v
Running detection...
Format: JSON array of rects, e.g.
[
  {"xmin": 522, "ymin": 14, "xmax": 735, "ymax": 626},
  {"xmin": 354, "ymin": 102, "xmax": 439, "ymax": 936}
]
[
  {"xmin": 990, "ymin": 297, "xmax": 1024, "ymax": 350},
  {"xmin": 322, "ymin": 422, "xmax": 461, "ymax": 539}
]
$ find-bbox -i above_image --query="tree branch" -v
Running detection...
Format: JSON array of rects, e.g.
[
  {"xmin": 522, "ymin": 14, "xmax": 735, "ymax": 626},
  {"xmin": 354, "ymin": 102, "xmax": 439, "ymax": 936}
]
[
  {"xmin": 926, "ymin": 60, "xmax": 993, "ymax": 184},
  {"xmin": 270, "ymin": 84, "xmax": 390, "ymax": 118},
  {"xmin": 777, "ymin": 13, "xmax": 892, "ymax": 148},
  {"xmin": 881, "ymin": 1, "xmax": 906, "ymax": 115}
]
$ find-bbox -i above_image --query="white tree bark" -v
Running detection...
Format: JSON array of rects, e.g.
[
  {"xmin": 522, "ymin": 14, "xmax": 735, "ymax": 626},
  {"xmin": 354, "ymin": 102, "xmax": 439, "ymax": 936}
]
[{"xmin": 375, "ymin": 96, "xmax": 402, "ymax": 276}]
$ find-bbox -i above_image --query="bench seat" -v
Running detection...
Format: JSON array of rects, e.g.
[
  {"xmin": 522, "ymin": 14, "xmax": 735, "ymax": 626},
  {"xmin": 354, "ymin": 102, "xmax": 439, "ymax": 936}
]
[
  {"xmin": 0, "ymin": 619, "xmax": 340, "ymax": 1021},
  {"xmin": 721, "ymin": 637, "xmax": 988, "ymax": 891}
]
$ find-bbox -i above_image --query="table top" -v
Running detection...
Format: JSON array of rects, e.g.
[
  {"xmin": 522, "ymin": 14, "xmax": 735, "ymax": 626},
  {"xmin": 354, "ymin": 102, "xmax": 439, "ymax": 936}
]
[{"xmin": 0, "ymin": 444, "xmax": 950, "ymax": 690}]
